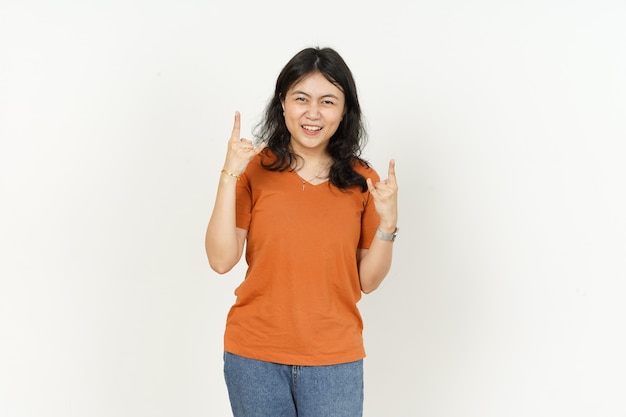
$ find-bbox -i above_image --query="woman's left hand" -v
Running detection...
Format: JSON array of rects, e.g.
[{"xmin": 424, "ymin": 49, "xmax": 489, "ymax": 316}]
[{"xmin": 367, "ymin": 159, "xmax": 399, "ymax": 232}]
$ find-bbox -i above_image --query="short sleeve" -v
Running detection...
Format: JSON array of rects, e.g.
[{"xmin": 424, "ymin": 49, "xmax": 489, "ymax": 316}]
[{"xmin": 358, "ymin": 167, "xmax": 380, "ymax": 249}]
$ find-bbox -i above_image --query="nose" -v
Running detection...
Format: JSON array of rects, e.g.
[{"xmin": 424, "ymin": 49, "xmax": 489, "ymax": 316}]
[{"xmin": 305, "ymin": 102, "xmax": 321, "ymax": 119}]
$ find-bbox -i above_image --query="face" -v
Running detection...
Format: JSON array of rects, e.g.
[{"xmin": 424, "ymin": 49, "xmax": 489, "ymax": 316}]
[{"xmin": 281, "ymin": 71, "xmax": 345, "ymax": 156}]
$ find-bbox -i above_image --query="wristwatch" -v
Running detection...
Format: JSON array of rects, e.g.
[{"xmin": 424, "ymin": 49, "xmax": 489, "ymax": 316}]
[{"xmin": 376, "ymin": 227, "xmax": 398, "ymax": 242}]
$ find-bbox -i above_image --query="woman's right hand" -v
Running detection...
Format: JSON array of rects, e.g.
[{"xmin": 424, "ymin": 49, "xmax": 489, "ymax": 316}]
[{"xmin": 222, "ymin": 111, "xmax": 266, "ymax": 175}]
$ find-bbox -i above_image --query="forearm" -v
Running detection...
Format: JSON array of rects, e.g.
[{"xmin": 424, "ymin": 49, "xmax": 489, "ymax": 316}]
[
  {"xmin": 205, "ymin": 174, "xmax": 244, "ymax": 273},
  {"xmin": 361, "ymin": 159, "xmax": 398, "ymax": 292},
  {"xmin": 358, "ymin": 233, "xmax": 395, "ymax": 293}
]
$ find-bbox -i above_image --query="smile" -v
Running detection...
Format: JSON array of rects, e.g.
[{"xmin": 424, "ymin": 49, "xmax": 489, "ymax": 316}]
[{"xmin": 302, "ymin": 125, "xmax": 322, "ymax": 132}]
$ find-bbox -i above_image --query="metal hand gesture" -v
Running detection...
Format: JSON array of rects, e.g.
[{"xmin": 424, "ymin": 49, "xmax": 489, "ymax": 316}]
[
  {"xmin": 367, "ymin": 159, "xmax": 399, "ymax": 230},
  {"xmin": 222, "ymin": 111, "xmax": 266, "ymax": 176}
]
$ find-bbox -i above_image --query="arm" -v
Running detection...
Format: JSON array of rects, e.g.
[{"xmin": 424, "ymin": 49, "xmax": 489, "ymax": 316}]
[
  {"xmin": 205, "ymin": 176, "xmax": 248, "ymax": 274},
  {"xmin": 358, "ymin": 160, "xmax": 399, "ymax": 293},
  {"xmin": 205, "ymin": 112, "xmax": 266, "ymax": 274}
]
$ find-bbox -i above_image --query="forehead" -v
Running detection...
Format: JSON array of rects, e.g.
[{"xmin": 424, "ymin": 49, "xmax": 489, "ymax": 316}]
[{"xmin": 287, "ymin": 72, "xmax": 344, "ymax": 97}]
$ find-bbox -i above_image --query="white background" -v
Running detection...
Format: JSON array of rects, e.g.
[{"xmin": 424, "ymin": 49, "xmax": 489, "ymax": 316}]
[{"xmin": 1, "ymin": 0, "xmax": 625, "ymax": 416}]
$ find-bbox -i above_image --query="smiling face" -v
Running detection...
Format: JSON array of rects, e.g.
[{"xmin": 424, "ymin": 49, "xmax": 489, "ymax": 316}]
[{"xmin": 281, "ymin": 71, "xmax": 345, "ymax": 157}]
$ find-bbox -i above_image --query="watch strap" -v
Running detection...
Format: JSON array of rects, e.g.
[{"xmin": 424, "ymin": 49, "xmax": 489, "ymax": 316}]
[{"xmin": 376, "ymin": 227, "xmax": 398, "ymax": 242}]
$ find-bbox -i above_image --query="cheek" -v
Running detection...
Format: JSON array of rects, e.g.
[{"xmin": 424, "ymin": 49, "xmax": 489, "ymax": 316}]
[
  {"xmin": 284, "ymin": 113, "xmax": 300, "ymax": 133},
  {"xmin": 285, "ymin": 110, "xmax": 300, "ymax": 124},
  {"xmin": 329, "ymin": 111, "xmax": 344, "ymax": 124},
  {"xmin": 284, "ymin": 106, "xmax": 301, "ymax": 118}
]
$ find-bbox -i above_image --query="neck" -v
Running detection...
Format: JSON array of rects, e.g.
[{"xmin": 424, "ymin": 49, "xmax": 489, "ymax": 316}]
[
  {"xmin": 289, "ymin": 142, "xmax": 330, "ymax": 164},
  {"xmin": 292, "ymin": 155, "xmax": 332, "ymax": 173},
  {"xmin": 290, "ymin": 151, "xmax": 333, "ymax": 186}
]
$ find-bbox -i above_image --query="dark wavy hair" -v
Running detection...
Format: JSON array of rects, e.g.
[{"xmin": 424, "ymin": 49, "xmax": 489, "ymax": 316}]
[{"xmin": 254, "ymin": 47, "xmax": 369, "ymax": 192}]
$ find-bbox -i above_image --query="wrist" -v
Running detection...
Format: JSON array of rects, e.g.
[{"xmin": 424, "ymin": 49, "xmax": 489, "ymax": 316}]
[
  {"xmin": 377, "ymin": 222, "xmax": 397, "ymax": 234},
  {"xmin": 376, "ymin": 225, "xmax": 398, "ymax": 242},
  {"xmin": 221, "ymin": 168, "xmax": 242, "ymax": 180}
]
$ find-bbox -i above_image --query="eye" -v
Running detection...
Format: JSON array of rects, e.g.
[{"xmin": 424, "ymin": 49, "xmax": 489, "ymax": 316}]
[
  {"xmin": 295, "ymin": 96, "xmax": 307, "ymax": 102},
  {"xmin": 322, "ymin": 100, "xmax": 335, "ymax": 105}
]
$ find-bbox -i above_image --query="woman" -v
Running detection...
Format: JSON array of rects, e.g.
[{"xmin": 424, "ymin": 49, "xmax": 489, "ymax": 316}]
[{"xmin": 205, "ymin": 46, "xmax": 398, "ymax": 417}]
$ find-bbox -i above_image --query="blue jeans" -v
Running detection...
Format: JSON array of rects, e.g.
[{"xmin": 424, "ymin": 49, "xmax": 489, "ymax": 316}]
[{"xmin": 224, "ymin": 351, "xmax": 364, "ymax": 417}]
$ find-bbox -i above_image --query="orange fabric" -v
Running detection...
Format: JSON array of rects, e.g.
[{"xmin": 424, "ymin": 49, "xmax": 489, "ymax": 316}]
[{"xmin": 224, "ymin": 152, "xmax": 381, "ymax": 366}]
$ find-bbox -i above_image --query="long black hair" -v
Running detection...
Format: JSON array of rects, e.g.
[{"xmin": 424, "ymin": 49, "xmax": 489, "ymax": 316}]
[{"xmin": 254, "ymin": 47, "xmax": 369, "ymax": 192}]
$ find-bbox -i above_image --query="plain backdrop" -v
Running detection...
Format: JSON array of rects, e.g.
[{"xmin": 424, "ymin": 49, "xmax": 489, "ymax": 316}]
[{"xmin": 1, "ymin": 0, "xmax": 625, "ymax": 416}]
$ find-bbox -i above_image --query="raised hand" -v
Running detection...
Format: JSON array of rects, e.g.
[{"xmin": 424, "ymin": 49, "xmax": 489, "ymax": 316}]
[
  {"xmin": 222, "ymin": 111, "xmax": 266, "ymax": 176},
  {"xmin": 366, "ymin": 159, "xmax": 399, "ymax": 231}
]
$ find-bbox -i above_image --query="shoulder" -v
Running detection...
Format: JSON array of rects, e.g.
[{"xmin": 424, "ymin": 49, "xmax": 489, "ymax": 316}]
[
  {"xmin": 352, "ymin": 159, "xmax": 380, "ymax": 183},
  {"xmin": 245, "ymin": 150, "xmax": 274, "ymax": 174},
  {"xmin": 241, "ymin": 150, "xmax": 280, "ymax": 186}
]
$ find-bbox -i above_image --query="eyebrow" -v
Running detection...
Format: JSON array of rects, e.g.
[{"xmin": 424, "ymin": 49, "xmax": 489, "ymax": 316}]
[{"xmin": 290, "ymin": 90, "xmax": 341, "ymax": 100}]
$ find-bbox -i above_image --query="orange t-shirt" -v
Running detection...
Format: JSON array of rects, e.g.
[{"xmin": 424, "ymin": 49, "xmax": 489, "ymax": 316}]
[{"xmin": 224, "ymin": 152, "xmax": 381, "ymax": 366}]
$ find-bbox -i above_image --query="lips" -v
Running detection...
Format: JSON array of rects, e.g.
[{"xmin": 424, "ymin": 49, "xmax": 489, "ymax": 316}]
[{"xmin": 302, "ymin": 125, "xmax": 322, "ymax": 132}]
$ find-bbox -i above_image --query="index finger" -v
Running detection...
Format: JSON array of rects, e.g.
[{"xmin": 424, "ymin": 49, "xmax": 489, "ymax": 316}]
[
  {"xmin": 387, "ymin": 159, "xmax": 397, "ymax": 185},
  {"xmin": 230, "ymin": 111, "xmax": 241, "ymax": 140}
]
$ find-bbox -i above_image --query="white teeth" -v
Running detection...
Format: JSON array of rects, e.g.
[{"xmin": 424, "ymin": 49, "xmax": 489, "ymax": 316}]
[{"xmin": 302, "ymin": 125, "xmax": 322, "ymax": 131}]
